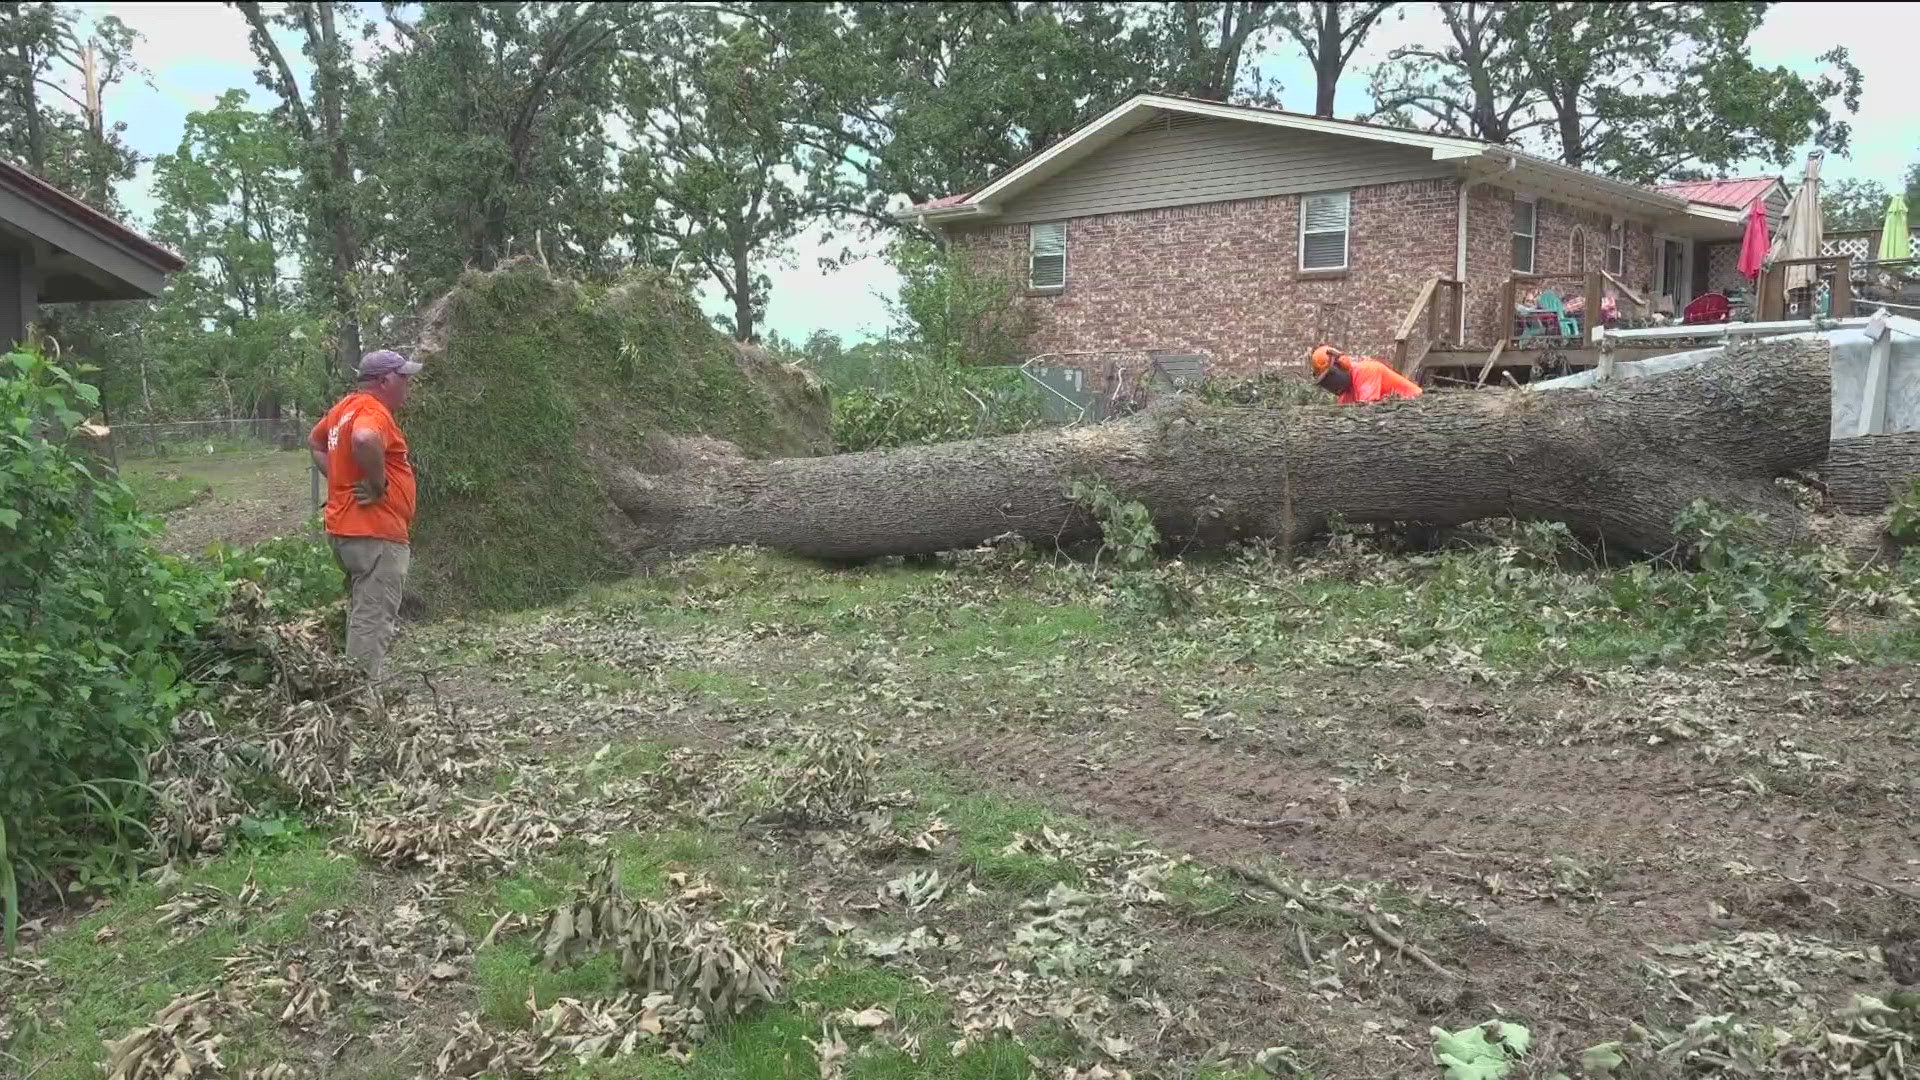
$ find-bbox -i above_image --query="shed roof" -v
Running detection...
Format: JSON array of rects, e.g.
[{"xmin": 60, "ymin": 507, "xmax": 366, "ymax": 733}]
[{"xmin": 0, "ymin": 157, "xmax": 184, "ymax": 303}]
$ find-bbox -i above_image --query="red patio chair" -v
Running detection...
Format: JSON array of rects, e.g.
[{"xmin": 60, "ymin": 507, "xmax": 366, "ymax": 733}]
[{"xmin": 1681, "ymin": 291, "xmax": 1731, "ymax": 325}]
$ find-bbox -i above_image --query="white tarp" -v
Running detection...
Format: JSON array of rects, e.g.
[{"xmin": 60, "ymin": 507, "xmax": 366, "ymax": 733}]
[{"xmin": 1532, "ymin": 314, "xmax": 1920, "ymax": 441}]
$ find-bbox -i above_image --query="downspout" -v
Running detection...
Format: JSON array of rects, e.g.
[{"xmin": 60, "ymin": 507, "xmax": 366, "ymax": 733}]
[{"xmin": 1455, "ymin": 180, "xmax": 1474, "ymax": 341}]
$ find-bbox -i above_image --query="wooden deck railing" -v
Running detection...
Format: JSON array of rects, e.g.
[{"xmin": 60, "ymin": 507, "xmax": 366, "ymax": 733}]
[
  {"xmin": 1499, "ymin": 270, "xmax": 1667, "ymax": 345},
  {"xmin": 1758, "ymin": 255, "xmax": 1852, "ymax": 321},
  {"xmin": 1392, "ymin": 275, "xmax": 1463, "ymax": 374},
  {"xmin": 1600, "ymin": 270, "xmax": 1651, "ymax": 321}
]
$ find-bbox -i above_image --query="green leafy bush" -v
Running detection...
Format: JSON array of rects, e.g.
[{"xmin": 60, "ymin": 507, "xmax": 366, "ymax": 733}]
[
  {"xmin": 206, "ymin": 531, "xmax": 342, "ymax": 617},
  {"xmin": 1069, "ymin": 478, "xmax": 1191, "ymax": 616},
  {"xmin": 831, "ymin": 358, "xmax": 1046, "ymax": 452},
  {"xmin": 821, "ymin": 239, "xmax": 1046, "ymax": 452},
  {"xmin": 1620, "ymin": 501, "xmax": 1838, "ymax": 662},
  {"xmin": 1889, "ymin": 477, "xmax": 1920, "ymax": 544},
  {"xmin": 0, "ymin": 347, "xmax": 223, "ymax": 945}
]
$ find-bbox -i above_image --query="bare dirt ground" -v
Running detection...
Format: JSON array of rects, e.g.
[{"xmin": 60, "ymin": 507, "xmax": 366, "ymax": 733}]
[{"xmin": 906, "ymin": 665, "xmax": 1920, "ymax": 1055}]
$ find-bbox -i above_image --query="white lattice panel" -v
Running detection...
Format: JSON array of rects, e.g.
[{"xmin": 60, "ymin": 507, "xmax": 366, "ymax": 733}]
[
  {"xmin": 1824, "ymin": 235, "xmax": 1871, "ymax": 259},
  {"xmin": 1704, "ymin": 242, "xmax": 1744, "ymax": 294}
]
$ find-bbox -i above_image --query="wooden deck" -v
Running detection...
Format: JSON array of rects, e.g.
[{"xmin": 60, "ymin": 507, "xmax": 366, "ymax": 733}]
[{"xmin": 1417, "ymin": 344, "xmax": 1687, "ymax": 385}]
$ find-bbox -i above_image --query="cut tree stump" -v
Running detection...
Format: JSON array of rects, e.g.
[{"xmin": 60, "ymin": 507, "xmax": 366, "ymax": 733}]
[
  {"xmin": 605, "ymin": 339, "xmax": 1834, "ymax": 560},
  {"xmin": 1820, "ymin": 433, "xmax": 1920, "ymax": 513}
]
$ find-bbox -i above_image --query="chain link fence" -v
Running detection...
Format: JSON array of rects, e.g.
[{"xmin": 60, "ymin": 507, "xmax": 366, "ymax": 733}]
[{"xmin": 108, "ymin": 417, "xmax": 309, "ymax": 459}]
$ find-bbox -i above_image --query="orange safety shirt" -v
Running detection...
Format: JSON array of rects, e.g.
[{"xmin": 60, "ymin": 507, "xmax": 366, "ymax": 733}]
[
  {"xmin": 311, "ymin": 391, "xmax": 416, "ymax": 543},
  {"xmin": 1338, "ymin": 358, "xmax": 1424, "ymax": 405}
]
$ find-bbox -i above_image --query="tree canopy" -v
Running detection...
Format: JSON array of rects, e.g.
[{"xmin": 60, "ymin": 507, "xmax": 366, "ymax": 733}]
[
  {"xmin": 0, "ymin": 0, "xmax": 1885, "ymax": 422},
  {"xmin": 1371, "ymin": 2, "xmax": 1862, "ymax": 183}
]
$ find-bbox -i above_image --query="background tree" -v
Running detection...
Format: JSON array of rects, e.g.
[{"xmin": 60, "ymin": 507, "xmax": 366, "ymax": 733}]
[
  {"xmin": 621, "ymin": 9, "xmax": 832, "ymax": 342},
  {"xmin": 760, "ymin": 3, "xmax": 1155, "ymax": 239},
  {"xmin": 364, "ymin": 1, "xmax": 639, "ymax": 308},
  {"xmin": 1507, "ymin": 3, "xmax": 1863, "ymax": 182},
  {"xmin": 1821, "ymin": 156, "xmax": 1920, "ymax": 232},
  {"xmin": 0, "ymin": 3, "xmax": 144, "ymax": 205},
  {"xmin": 1368, "ymin": 2, "xmax": 1861, "ymax": 183},
  {"xmin": 144, "ymin": 90, "xmax": 325, "ymax": 418},
  {"xmin": 1367, "ymin": 2, "xmax": 1543, "ymax": 145},
  {"xmin": 1274, "ymin": 1, "xmax": 1396, "ymax": 117},
  {"xmin": 235, "ymin": 0, "xmax": 369, "ymax": 377},
  {"xmin": 1823, "ymin": 178, "xmax": 1890, "ymax": 233},
  {"xmin": 1141, "ymin": 2, "xmax": 1285, "ymax": 104}
]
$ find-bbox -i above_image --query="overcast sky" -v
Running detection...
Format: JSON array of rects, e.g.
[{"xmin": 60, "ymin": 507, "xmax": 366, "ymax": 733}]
[{"xmin": 72, "ymin": 2, "xmax": 1920, "ymax": 344}]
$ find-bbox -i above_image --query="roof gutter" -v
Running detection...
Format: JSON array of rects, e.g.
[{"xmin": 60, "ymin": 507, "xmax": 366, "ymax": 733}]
[
  {"xmin": 1682, "ymin": 203, "xmax": 1745, "ymax": 224},
  {"xmin": 893, "ymin": 203, "xmax": 997, "ymax": 226},
  {"xmin": 1479, "ymin": 148, "xmax": 1689, "ymax": 213}
]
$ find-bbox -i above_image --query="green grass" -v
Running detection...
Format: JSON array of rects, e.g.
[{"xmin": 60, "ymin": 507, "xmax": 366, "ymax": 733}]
[
  {"xmin": 452, "ymin": 785, "xmax": 1069, "ymax": 1080},
  {"xmin": 117, "ymin": 446, "xmax": 306, "ymax": 516},
  {"xmin": 461, "ymin": 823, "xmax": 744, "ymax": 1027},
  {"xmin": 664, "ymin": 667, "xmax": 770, "ymax": 701},
  {"xmin": 9, "ymin": 831, "xmax": 364, "ymax": 1080}
]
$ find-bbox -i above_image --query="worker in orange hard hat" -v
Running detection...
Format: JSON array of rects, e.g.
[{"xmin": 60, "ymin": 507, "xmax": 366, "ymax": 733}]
[{"xmin": 1309, "ymin": 344, "xmax": 1422, "ymax": 404}]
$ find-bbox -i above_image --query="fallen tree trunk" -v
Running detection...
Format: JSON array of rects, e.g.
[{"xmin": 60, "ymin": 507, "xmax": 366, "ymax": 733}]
[
  {"xmin": 1819, "ymin": 433, "xmax": 1920, "ymax": 513},
  {"xmin": 605, "ymin": 340, "xmax": 1833, "ymax": 560}
]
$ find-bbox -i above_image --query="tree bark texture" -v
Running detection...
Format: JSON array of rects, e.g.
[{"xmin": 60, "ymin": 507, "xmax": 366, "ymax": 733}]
[
  {"xmin": 1819, "ymin": 433, "xmax": 1920, "ymax": 513},
  {"xmin": 605, "ymin": 340, "xmax": 1834, "ymax": 560}
]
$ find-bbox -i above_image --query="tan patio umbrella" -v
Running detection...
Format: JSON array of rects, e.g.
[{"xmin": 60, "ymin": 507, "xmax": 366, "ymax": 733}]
[{"xmin": 1767, "ymin": 151, "xmax": 1824, "ymax": 293}]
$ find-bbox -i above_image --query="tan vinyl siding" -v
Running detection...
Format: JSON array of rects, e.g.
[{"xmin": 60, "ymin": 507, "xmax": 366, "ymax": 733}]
[
  {"xmin": 995, "ymin": 116, "xmax": 1451, "ymax": 224},
  {"xmin": 1764, "ymin": 185, "xmax": 1789, "ymax": 225}
]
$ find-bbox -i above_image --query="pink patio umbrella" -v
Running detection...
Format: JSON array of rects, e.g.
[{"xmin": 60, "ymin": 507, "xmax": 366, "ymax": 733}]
[{"xmin": 1737, "ymin": 194, "xmax": 1769, "ymax": 281}]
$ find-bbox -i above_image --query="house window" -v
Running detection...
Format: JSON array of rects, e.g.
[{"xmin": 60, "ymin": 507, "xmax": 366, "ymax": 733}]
[
  {"xmin": 1512, "ymin": 197, "xmax": 1536, "ymax": 274},
  {"xmin": 1029, "ymin": 222, "xmax": 1066, "ymax": 290},
  {"xmin": 1607, "ymin": 219, "xmax": 1625, "ymax": 275},
  {"xmin": 1300, "ymin": 191, "xmax": 1350, "ymax": 271}
]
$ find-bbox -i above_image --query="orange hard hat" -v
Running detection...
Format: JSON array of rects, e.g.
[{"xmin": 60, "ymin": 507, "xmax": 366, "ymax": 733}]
[{"xmin": 1309, "ymin": 345, "xmax": 1345, "ymax": 377}]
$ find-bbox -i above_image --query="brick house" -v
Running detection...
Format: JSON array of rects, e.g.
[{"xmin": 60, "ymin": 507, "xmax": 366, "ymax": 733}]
[{"xmin": 898, "ymin": 94, "xmax": 1765, "ymax": 385}]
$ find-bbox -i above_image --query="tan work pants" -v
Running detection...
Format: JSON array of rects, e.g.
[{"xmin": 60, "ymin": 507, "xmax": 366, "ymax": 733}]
[{"xmin": 329, "ymin": 535, "xmax": 410, "ymax": 682}]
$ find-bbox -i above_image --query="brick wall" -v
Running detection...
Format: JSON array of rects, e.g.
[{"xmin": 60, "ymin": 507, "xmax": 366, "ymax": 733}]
[
  {"xmin": 948, "ymin": 177, "xmax": 1462, "ymax": 379},
  {"xmin": 1463, "ymin": 185, "xmax": 1657, "ymax": 342},
  {"xmin": 950, "ymin": 176, "xmax": 1666, "ymax": 378}
]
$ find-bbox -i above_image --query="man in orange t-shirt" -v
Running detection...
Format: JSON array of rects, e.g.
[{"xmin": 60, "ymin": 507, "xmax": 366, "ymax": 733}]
[
  {"xmin": 309, "ymin": 349, "xmax": 422, "ymax": 681},
  {"xmin": 1308, "ymin": 344, "xmax": 1422, "ymax": 404}
]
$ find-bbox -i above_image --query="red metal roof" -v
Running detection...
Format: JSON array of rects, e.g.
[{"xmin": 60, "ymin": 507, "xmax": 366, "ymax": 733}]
[
  {"xmin": 0, "ymin": 157, "xmax": 185, "ymax": 272},
  {"xmin": 1653, "ymin": 176, "xmax": 1781, "ymax": 210}
]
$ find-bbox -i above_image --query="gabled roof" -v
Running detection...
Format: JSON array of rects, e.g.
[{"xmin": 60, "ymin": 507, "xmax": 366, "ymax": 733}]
[
  {"xmin": 900, "ymin": 93, "xmax": 1690, "ymax": 224},
  {"xmin": 0, "ymin": 157, "xmax": 184, "ymax": 303},
  {"xmin": 1654, "ymin": 176, "xmax": 1785, "ymax": 211}
]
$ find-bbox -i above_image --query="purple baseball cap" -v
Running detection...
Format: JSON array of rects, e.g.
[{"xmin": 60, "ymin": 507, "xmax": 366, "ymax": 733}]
[{"xmin": 358, "ymin": 349, "xmax": 422, "ymax": 378}]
